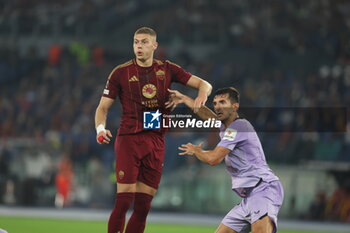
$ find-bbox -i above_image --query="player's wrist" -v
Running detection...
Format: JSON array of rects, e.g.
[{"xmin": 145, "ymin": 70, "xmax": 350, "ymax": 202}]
[
  {"xmin": 96, "ymin": 124, "xmax": 106, "ymax": 134},
  {"xmin": 183, "ymin": 96, "xmax": 194, "ymax": 107}
]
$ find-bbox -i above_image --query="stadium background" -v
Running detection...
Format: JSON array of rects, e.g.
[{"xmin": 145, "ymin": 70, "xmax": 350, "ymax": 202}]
[{"xmin": 0, "ymin": 0, "xmax": 350, "ymax": 232}]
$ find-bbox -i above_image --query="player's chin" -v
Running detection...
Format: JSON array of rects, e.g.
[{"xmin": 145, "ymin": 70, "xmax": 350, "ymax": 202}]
[
  {"xmin": 136, "ymin": 56, "xmax": 146, "ymax": 62},
  {"xmin": 216, "ymin": 113, "xmax": 223, "ymax": 120}
]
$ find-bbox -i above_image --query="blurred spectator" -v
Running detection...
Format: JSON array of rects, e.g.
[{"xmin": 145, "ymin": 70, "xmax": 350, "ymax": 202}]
[
  {"xmin": 307, "ymin": 190, "xmax": 327, "ymax": 220},
  {"xmin": 0, "ymin": 146, "xmax": 10, "ymax": 203},
  {"xmin": 325, "ymin": 185, "xmax": 350, "ymax": 222},
  {"xmin": 48, "ymin": 44, "xmax": 62, "ymax": 66},
  {"xmin": 92, "ymin": 46, "xmax": 105, "ymax": 67},
  {"xmin": 21, "ymin": 149, "xmax": 51, "ymax": 205},
  {"xmin": 55, "ymin": 153, "xmax": 74, "ymax": 208}
]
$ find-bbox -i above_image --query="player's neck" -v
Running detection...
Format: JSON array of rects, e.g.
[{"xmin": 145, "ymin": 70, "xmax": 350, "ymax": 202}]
[
  {"xmin": 136, "ymin": 57, "xmax": 153, "ymax": 67},
  {"xmin": 223, "ymin": 113, "xmax": 239, "ymax": 128}
]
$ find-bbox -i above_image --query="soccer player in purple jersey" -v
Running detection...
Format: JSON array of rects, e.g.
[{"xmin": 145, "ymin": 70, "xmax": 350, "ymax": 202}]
[{"xmin": 167, "ymin": 87, "xmax": 284, "ymax": 233}]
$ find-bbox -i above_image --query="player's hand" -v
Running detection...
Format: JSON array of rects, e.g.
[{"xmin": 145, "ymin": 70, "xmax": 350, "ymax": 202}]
[
  {"xmin": 193, "ymin": 93, "xmax": 207, "ymax": 113},
  {"xmin": 178, "ymin": 142, "xmax": 203, "ymax": 156},
  {"xmin": 165, "ymin": 89, "xmax": 185, "ymax": 111},
  {"xmin": 96, "ymin": 130, "xmax": 112, "ymax": 144}
]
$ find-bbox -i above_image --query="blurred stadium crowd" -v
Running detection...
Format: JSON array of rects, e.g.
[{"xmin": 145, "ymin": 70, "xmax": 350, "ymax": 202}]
[{"xmin": 0, "ymin": 0, "xmax": 350, "ymax": 222}]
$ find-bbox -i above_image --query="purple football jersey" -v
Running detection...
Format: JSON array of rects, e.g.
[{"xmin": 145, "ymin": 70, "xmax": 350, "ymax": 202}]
[{"xmin": 218, "ymin": 118, "xmax": 279, "ymax": 197}]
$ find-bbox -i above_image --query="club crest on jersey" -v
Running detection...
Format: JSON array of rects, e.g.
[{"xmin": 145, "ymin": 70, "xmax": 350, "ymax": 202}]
[
  {"xmin": 142, "ymin": 84, "xmax": 157, "ymax": 98},
  {"xmin": 118, "ymin": 170, "xmax": 125, "ymax": 179},
  {"xmin": 156, "ymin": 70, "xmax": 165, "ymax": 76},
  {"xmin": 156, "ymin": 70, "xmax": 165, "ymax": 80}
]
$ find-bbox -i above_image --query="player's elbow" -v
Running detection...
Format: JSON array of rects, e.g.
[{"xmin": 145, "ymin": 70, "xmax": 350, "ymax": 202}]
[
  {"xmin": 207, "ymin": 155, "xmax": 225, "ymax": 166},
  {"xmin": 207, "ymin": 158, "xmax": 220, "ymax": 166},
  {"xmin": 207, "ymin": 161, "xmax": 217, "ymax": 166},
  {"xmin": 201, "ymin": 80, "xmax": 212, "ymax": 95},
  {"xmin": 207, "ymin": 82, "xmax": 213, "ymax": 95}
]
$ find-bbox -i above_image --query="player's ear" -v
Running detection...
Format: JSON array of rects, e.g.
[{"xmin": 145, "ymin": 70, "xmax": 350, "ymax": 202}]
[
  {"xmin": 153, "ymin": 41, "xmax": 158, "ymax": 50},
  {"xmin": 233, "ymin": 103, "xmax": 239, "ymax": 111},
  {"xmin": 151, "ymin": 35, "xmax": 158, "ymax": 49}
]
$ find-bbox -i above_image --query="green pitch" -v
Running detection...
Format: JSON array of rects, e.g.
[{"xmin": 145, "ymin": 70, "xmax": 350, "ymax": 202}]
[{"xmin": 0, "ymin": 216, "xmax": 343, "ymax": 233}]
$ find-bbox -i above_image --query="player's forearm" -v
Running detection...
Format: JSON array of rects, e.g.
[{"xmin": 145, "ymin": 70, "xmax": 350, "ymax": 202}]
[
  {"xmin": 198, "ymin": 79, "xmax": 212, "ymax": 97},
  {"xmin": 197, "ymin": 106, "xmax": 217, "ymax": 121},
  {"xmin": 182, "ymin": 95, "xmax": 217, "ymax": 120},
  {"xmin": 95, "ymin": 106, "xmax": 108, "ymax": 129},
  {"xmin": 194, "ymin": 149, "xmax": 219, "ymax": 166},
  {"xmin": 182, "ymin": 95, "xmax": 195, "ymax": 109},
  {"xmin": 95, "ymin": 97, "xmax": 114, "ymax": 131}
]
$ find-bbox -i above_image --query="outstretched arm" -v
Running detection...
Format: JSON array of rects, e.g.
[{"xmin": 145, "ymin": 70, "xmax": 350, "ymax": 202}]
[
  {"xmin": 166, "ymin": 89, "xmax": 217, "ymax": 121},
  {"xmin": 95, "ymin": 97, "xmax": 114, "ymax": 144},
  {"xmin": 185, "ymin": 75, "xmax": 212, "ymax": 113},
  {"xmin": 178, "ymin": 142, "xmax": 230, "ymax": 166}
]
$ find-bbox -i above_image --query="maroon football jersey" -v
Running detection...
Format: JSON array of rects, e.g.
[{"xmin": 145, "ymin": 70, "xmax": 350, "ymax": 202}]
[{"xmin": 102, "ymin": 59, "xmax": 192, "ymax": 135}]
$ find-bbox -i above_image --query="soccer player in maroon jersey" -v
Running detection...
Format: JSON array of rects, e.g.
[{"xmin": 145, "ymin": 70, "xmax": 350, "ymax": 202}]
[{"xmin": 94, "ymin": 27, "xmax": 212, "ymax": 233}]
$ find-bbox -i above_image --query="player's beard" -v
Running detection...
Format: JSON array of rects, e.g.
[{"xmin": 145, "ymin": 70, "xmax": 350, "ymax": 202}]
[
  {"xmin": 220, "ymin": 114, "xmax": 229, "ymax": 123},
  {"xmin": 218, "ymin": 110, "xmax": 237, "ymax": 125}
]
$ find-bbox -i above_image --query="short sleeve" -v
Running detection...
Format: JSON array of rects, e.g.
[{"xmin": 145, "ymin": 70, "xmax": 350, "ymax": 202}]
[
  {"xmin": 167, "ymin": 60, "xmax": 192, "ymax": 85},
  {"xmin": 102, "ymin": 67, "xmax": 121, "ymax": 99},
  {"xmin": 217, "ymin": 127, "xmax": 246, "ymax": 151}
]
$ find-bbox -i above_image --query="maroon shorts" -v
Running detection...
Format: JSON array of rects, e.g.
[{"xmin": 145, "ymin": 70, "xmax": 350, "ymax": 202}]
[{"xmin": 114, "ymin": 132, "xmax": 165, "ymax": 189}]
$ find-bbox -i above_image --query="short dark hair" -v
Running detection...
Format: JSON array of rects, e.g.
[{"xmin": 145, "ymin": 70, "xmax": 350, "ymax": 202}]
[
  {"xmin": 134, "ymin": 27, "xmax": 157, "ymax": 38},
  {"xmin": 214, "ymin": 87, "xmax": 240, "ymax": 103}
]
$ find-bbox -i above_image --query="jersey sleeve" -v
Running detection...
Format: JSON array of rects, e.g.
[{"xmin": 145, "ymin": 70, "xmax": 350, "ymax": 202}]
[
  {"xmin": 102, "ymin": 67, "xmax": 121, "ymax": 99},
  {"xmin": 167, "ymin": 60, "xmax": 192, "ymax": 85},
  {"xmin": 217, "ymin": 125, "xmax": 247, "ymax": 151}
]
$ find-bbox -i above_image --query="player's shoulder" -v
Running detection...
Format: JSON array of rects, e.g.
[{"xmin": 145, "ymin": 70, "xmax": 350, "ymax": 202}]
[
  {"xmin": 230, "ymin": 118, "xmax": 254, "ymax": 132},
  {"xmin": 154, "ymin": 59, "xmax": 165, "ymax": 66},
  {"xmin": 153, "ymin": 59, "xmax": 175, "ymax": 67},
  {"xmin": 107, "ymin": 60, "xmax": 133, "ymax": 79},
  {"xmin": 152, "ymin": 59, "xmax": 184, "ymax": 69},
  {"xmin": 113, "ymin": 60, "xmax": 134, "ymax": 71},
  {"xmin": 164, "ymin": 59, "xmax": 183, "ymax": 68}
]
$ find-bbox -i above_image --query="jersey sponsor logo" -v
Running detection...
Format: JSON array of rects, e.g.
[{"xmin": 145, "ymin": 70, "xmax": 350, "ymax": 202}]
[
  {"xmin": 142, "ymin": 99, "xmax": 159, "ymax": 108},
  {"xmin": 223, "ymin": 128, "xmax": 237, "ymax": 141},
  {"xmin": 142, "ymin": 84, "xmax": 157, "ymax": 98},
  {"xmin": 143, "ymin": 110, "xmax": 161, "ymax": 129},
  {"xmin": 129, "ymin": 75, "xmax": 139, "ymax": 82},
  {"xmin": 103, "ymin": 89, "xmax": 109, "ymax": 95}
]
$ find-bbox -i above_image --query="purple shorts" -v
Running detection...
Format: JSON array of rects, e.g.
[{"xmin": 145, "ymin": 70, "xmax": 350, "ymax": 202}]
[{"xmin": 222, "ymin": 180, "xmax": 284, "ymax": 233}]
